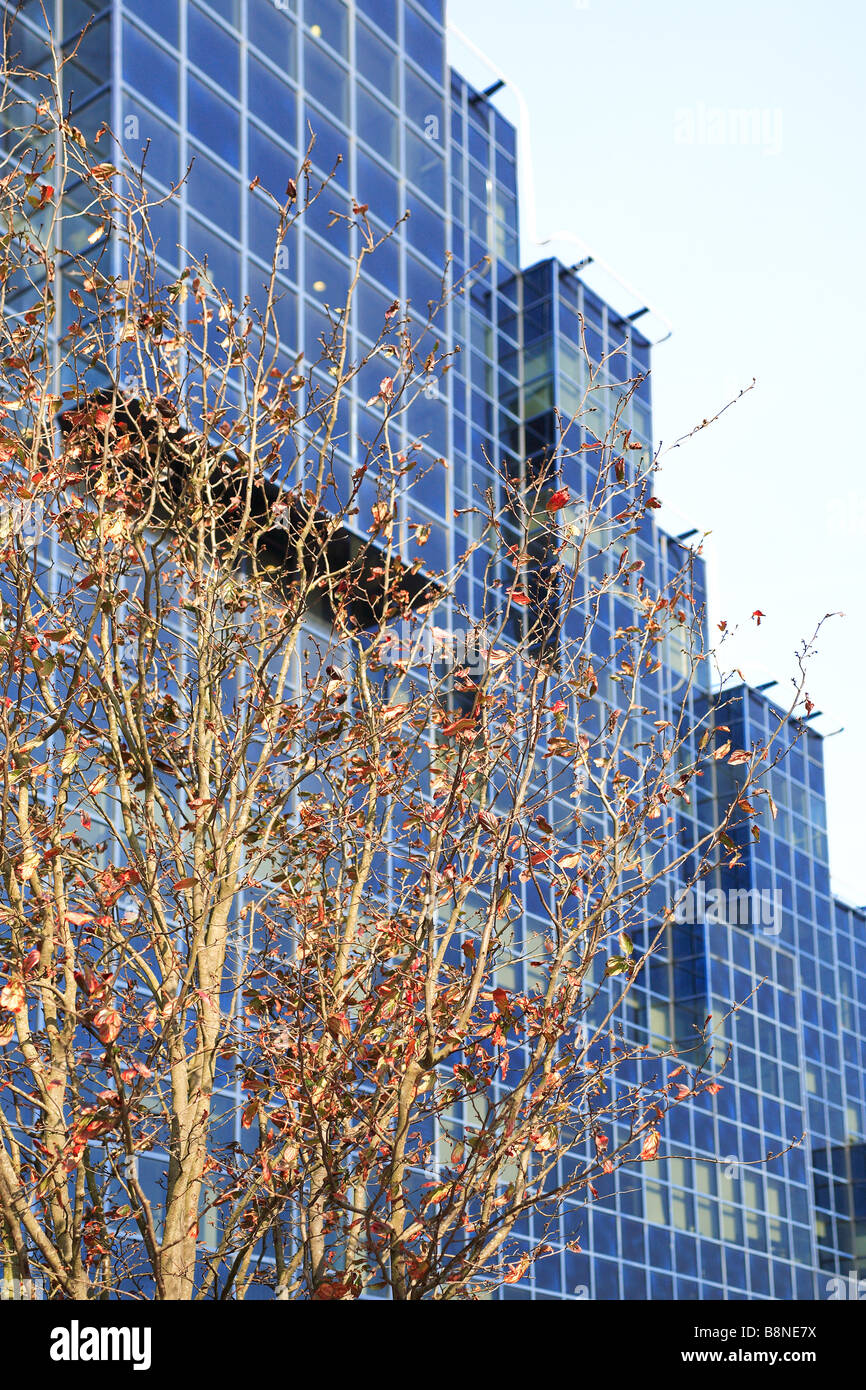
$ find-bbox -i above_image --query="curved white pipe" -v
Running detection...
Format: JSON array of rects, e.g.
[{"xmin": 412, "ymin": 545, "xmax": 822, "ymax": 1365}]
[{"xmin": 447, "ymin": 21, "xmax": 674, "ymax": 344}]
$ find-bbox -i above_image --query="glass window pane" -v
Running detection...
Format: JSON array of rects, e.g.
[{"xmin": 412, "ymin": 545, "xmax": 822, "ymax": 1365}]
[
  {"xmin": 120, "ymin": 92, "xmax": 179, "ymax": 192},
  {"xmin": 188, "ymin": 76, "xmax": 239, "ymax": 165},
  {"xmin": 306, "ymin": 0, "xmax": 348, "ymax": 57},
  {"xmin": 305, "ymin": 237, "xmax": 350, "ymax": 305},
  {"xmin": 122, "ymin": 21, "xmax": 178, "ymax": 119},
  {"xmin": 304, "ymin": 103, "xmax": 348, "ymax": 174},
  {"xmin": 200, "ymin": 0, "xmax": 243, "ymax": 28},
  {"xmin": 146, "ymin": 195, "xmax": 180, "ymax": 269},
  {"xmin": 405, "ymin": 128, "xmax": 444, "ymax": 204},
  {"xmin": 62, "ymin": 14, "xmax": 110, "ymax": 104},
  {"xmin": 406, "ymin": 251, "xmax": 442, "ymax": 318},
  {"xmin": 248, "ymin": 124, "xmax": 298, "ymax": 201},
  {"xmin": 361, "ymin": 220, "xmax": 399, "ymax": 294},
  {"xmin": 248, "ymin": 192, "xmax": 294, "ymax": 274},
  {"xmin": 188, "ymin": 3, "xmax": 240, "ymax": 96},
  {"xmin": 304, "ymin": 41, "xmax": 347, "ymax": 125},
  {"xmin": 405, "ymin": 67, "xmax": 443, "ymax": 139},
  {"xmin": 405, "ymin": 195, "xmax": 446, "ymax": 267},
  {"xmin": 186, "ymin": 216, "xmax": 240, "ymax": 303},
  {"xmin": 357, "ymin": 89, "xmax": 398, "ymax": 165},
  {"xmin": 248, "ymin": 3, "xmax": 297, "ymax": 78},
  {"xmin": 356, "ymin": 20, "xmax": 397, "ymax": 103},
  {"xmin": 356, "ymin": 0, "xmax": 397, "ymax": 41},
  {"xmin": 306, "ymin": 190, "xmax": 350, "ymax": 257},
  {"xmin": 187, "ymin": 147, "xmax": 240, "ymax": 240},
  {"xmin": 468, "ymin": 123, "xmax": 488, "ymax": 167},
  {"xmin": 247, "ymin": 57, "xmax": 297, "ymax": 151},
  {"xmin": 247, "ymin": 272, "xmax": 297, "ymax": 349},
  {"xmin": 404, "ymin": 4, "xmax": 443, "ymax": 84},
  {"xmin": 123, "ymin": 0, "xmax": 178, "ymax": 45},
  {"xmin": 356, "ymin": 149, "xmax": 399, "ymax": 225}
]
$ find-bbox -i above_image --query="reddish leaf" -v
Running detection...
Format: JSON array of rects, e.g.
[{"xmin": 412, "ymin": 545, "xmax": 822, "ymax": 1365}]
[
  {"xmin": 22, "ymin": 948, "xmax": 41, "ymax": 977},
  {"xmin": 640, "ymin": 1130, "xmax": 659, "ymax": 1161},
  {"xmin": 327, "ymin": 1012, "xmax": 351, "ymax": 1041},
  {"xmin": 503, "ymin": 1254, "xmax": 531, "ymax": 1284},
  {"xmin": 545, "ymin": 487, "xmax": 570, "ymax": 513},
  {"xmin": 558, "ymin": 851, "xmax": 582, "ymax": 870},
  {"xmin": 441, "ymin": 716, "xmax": 475, "ymax": 736},
  {"xmin": 92, "ymin": 1007, "xmax": 121, "ymax": 1044},
  {"xmin": 0, "ymin": 978, "xmax": 25, "ymax": 1013}
]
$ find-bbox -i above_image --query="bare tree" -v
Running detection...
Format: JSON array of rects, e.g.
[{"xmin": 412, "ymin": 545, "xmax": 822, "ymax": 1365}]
[{"xmin": 0, "ymin": 33, "xmax": 817, "ymax": 1300}]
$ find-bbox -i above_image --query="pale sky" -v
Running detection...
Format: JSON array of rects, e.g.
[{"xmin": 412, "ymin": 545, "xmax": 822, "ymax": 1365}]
[{"xmin": 449, "ymin": 0, "xmax": 866, "ymax": 903}]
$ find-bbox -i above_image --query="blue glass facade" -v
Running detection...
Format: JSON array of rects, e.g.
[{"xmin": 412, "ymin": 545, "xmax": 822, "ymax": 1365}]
[{"xmin": 5, "ymin": 0, "xmax": 864, "ymax": 1301}]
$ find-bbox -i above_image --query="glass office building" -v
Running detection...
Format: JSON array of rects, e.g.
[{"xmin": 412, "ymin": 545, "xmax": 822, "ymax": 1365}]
[{"xmin": 3, "ymin": 0, "xmax": 864, "ymax": 1300}]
